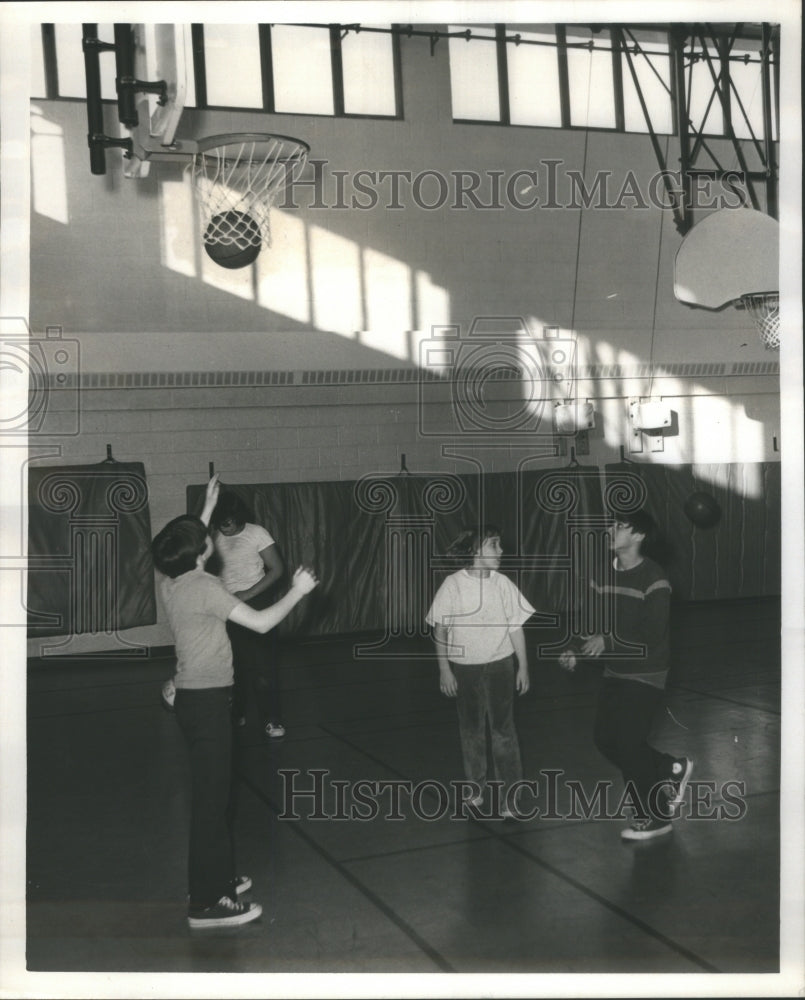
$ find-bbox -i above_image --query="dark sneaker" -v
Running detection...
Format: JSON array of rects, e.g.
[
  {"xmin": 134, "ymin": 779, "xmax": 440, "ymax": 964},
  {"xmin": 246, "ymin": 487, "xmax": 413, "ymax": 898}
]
[
  {"xmin": 161, "ymin": 678, "xmax": 176, "ymax": 712},
  {"xmin": 188, "ymin": 895, "xmax": 262, "ymax": 929},
  {"xmin": 666, "ymin": 758, "xmax": 694, "ymax": 815},
  {"xmin": 621, "ymin": 817, "xmax": 673, "ymax": 841},
  {"xmin": 264, "ymin": 721, "xmax": 286, "ymax": 739}
]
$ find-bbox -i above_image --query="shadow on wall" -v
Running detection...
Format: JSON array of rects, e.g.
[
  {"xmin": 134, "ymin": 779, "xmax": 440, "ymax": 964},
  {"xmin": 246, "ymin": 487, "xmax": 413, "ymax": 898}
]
[{"xmin": 185, "ymin": 459, "xmax": 780, "ymax": 640}]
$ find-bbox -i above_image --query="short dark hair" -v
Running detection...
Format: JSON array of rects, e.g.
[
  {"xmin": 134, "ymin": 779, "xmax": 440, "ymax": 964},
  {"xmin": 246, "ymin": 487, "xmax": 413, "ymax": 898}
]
[
  {"xmin": 618, "ymin": 508, "xmax": 661, "ymax": 558},
  {"xmin": 446, "ymin": 523, "xmax": 501, "ymax": 568},
  {"xmin": 210, "ymin": 491, "xmax": 252, "ymax": 530},
  {"xmin": 151, "ymin": 515, "xmax": 209, "ymax": 578}
]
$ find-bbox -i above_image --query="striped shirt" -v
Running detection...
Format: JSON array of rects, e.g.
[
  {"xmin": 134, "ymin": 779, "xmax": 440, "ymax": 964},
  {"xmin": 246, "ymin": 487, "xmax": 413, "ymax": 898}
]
[{"xmin": 588, "ymin": 556, "xmax": 672, "ymax": 688}]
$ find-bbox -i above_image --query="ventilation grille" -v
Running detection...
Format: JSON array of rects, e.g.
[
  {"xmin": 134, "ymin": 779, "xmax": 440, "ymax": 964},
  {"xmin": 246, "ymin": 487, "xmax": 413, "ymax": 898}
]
[{"xmin": 37, "ymin": 360, "xmax": 778, "ymax": 390}]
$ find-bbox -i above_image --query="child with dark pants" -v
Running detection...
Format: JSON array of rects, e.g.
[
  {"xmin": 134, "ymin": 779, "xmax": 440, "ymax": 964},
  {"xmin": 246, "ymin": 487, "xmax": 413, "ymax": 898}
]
[
  {"xmin": 152, "ymin": 476, "xmax": 317, "ymax": 928},
  {"xmin": 211, "ymin": 492, "xmax": 286, "ymax": 739},
  {"xmin": 427, "ymin": 524, "xmax": 534, "ymax": 819},
  {"xmin": 560, "ymin": 509, "xmax": 693, "ymax": 842},
  {"xmin": 226, "ymin": 590, "xmax": 283, "ymax": 737}
]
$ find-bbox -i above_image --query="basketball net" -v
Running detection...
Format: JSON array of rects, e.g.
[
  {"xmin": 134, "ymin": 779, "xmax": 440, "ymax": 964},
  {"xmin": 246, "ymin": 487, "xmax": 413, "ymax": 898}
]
[
  {"xmin": 738, "ymin": 292, "xmax": 780, "ymax": 351},
  {"xmin": 188, "ymin": 133, "xmax": 310, "ymax": 251}
]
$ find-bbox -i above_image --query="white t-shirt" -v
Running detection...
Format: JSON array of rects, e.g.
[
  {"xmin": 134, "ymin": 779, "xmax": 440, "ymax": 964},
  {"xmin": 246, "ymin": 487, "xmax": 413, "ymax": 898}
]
[
  {"xmin": 214, "ymin": 522, "xmax": 275, "ymax": 594},
  {"xmin": 426, "ymin": 569, "xmax": 535, "ymax": 664}
]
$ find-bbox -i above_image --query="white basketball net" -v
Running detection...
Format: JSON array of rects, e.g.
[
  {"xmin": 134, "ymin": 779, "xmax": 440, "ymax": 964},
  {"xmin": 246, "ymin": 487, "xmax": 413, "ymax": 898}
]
[
  {"xmin": 739, "ymin": 292, "xmax": 780, "ymax": 351},
  {"xmin": 188, "ymin": 134, "xmax": 309, "ymax": 250}
]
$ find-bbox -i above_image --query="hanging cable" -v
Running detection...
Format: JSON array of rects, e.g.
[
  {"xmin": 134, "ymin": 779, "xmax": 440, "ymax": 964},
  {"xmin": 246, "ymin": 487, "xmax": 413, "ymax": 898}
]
[{"xmin": 646, "ymin": 140, "xmax": 668, "ymax": 400}]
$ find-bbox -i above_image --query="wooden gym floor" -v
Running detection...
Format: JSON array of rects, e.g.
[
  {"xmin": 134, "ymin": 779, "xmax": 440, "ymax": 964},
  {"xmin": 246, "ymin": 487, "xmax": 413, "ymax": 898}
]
[{"xmin": 26, "ymin": 598, "xmax": 781, "ymax": 977}]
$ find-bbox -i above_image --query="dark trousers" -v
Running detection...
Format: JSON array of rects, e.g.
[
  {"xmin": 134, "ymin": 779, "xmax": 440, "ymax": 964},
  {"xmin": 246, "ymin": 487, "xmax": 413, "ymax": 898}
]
[
  {"xmin": 452, "ymin": 656, "xmax": 523, "ymax": 791},
  {"xmin": 174, "ymin": 686, "xmax": 238, "ymax": 909},
  {"xmin": 593, "ymin": 675, "xmax": 677, "ymax": 818},
  {"xmin": 227, "ymin": 590, "xmax": 281, "ymax": 725}
]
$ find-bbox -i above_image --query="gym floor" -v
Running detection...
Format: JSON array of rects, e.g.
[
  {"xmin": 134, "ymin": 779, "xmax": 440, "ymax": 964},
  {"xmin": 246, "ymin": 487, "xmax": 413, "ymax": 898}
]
[{"xmin": 27, "ymin": 598, "xmax": 781, "ymax": 978}]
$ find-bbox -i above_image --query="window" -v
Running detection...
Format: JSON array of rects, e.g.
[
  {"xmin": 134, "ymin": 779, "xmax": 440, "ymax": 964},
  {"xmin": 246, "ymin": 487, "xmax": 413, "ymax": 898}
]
[
  {"xmin": 271, "ymin": 24, "xmax": 335, "ymax": 115},
  {"xmin": 620, "ymin": 29, "xmax": 672, "ymax": 135},
  {"xmin": 729, "ymin": 38, "xmax": 775, "ymax": 141},
  {"xmin": 687, "ymin": 39, "xmax": 724, "ymax": 136},
  {"xmin": 565, "ymin": 26, "xmax": 616, "ymax": 129},
  {"xmin": 203, "ymin": 24, "xmax": 262, "ymax": 108},
  {"xmin": 448, "ymin": 24, "xmax": 499, "ymax": 121},
  {"xmin": 507, "ymin": 27, "xmax": 562, "ymax": 128},
  {"xmin": 33, "ymin": 21, "xmax": 399, "ymax": 120},
  {"xmin": 51, "ymin": 23, "xmax": 117, "ymax": 100},
  {"xmin": 341, "ymin": 27, "xmax": 398, "ymax": 116}
]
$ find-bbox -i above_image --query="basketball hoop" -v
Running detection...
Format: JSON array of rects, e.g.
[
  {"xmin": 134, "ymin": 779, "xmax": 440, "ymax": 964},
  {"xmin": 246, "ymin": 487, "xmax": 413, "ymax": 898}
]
[
  {"xmin": 737, "ymin": 292, "xmax": 780, "ymax": 351},
  {"xmin": 188, "ymin": 133, "xmax": 310, "ymax": 261}
]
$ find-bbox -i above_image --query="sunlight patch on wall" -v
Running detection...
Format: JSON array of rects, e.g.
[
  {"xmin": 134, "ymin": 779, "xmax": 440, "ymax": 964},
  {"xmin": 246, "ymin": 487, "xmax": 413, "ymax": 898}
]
[
  {"xmin": 309, "ymin": 225, "xmax": 362, "ymax": 336},
  {"xmin": 359, "ymin": 248, "xmax": 413, "ymax": 360},
  {"xmin": 30, "ymin": 108, "xmax": 68, "ymax": 225},
  {"xmin": 416, "ymin": 271, "xmax": 451, "ymax": 333},
  {"xmin": 158, "ymin": 177, "xmax": 196, "ymax": 277},
  {"xmin": 257, "ymin": 211, "xmax": 310, "ymax": 324}
]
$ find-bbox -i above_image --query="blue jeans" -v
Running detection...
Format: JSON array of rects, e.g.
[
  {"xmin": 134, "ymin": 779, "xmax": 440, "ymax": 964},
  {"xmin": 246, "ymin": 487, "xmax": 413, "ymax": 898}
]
[
  {"xmin": 174, "ymin": 686, "xmax": 238, "ymax": 909},
  {"xmin": 452, "ymin": 655, "xmax": 523, "ymax": 792}
]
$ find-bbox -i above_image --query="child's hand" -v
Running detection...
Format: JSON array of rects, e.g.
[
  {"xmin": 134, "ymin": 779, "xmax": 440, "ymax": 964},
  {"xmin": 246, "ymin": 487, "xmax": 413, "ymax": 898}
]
[
  {"xmin": 292, "ymin": 566, "xmax": 319, "ymax": 594},
  {"xmin": 580, "ymin": 634, "xmax": 605, "ymax": 658},
  {"xmin": 516, "ymin": 664, "xmax": 530, "ymax": 694},
  {"xmin": 559, "ymin": 650, "xmax": 577, "ymax": 672},
  {"xmin": 205, "ymin": 473, "xmax": 220, "ymax": 508},
  {"xmin": 439, "ymin": 665, "xmax": 457, "ymax": 697}
]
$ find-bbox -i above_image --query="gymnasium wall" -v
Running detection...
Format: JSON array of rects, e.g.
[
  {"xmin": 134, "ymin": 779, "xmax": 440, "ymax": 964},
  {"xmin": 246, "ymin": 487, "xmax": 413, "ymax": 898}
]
[{"xmin": 25, "ymin": 26, "xmax": 781, "ymax": 656}]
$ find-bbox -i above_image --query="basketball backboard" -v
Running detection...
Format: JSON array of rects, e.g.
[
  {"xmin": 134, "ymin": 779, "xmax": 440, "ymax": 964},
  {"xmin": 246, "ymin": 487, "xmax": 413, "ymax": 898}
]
[
  {"xmin": 123, "ymin": 24, "xmax": 192, "ymax": 177},
  {"xmin": 673, "ymin": 207, "xmax": 779, "ymax": 308}
]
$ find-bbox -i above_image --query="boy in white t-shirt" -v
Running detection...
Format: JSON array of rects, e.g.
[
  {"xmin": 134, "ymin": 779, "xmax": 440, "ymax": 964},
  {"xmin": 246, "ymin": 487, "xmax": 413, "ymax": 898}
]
[{"xmin": 427, "ymin": 524, "xmax": 534, "ymax": 818}]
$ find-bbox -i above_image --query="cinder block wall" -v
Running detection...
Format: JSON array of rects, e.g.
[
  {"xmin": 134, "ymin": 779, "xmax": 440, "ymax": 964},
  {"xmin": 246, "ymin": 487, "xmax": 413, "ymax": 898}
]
[{"xmin": 25, "ymin": 26, "xmax": 780, "ymax": 656}]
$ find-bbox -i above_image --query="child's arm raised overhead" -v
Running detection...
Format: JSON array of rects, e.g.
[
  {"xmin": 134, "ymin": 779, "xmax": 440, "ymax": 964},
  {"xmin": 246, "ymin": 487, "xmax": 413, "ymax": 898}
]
[
  {"xmin": 199, "ymin": 474, "xmax": 221, "ymax": 527},
  {"xmin": 510, "ymin": 626, "xmax": 530, "ymax": 694},
  {"xmin": 229, "ymin": 567, "xmax": 318, "ymax": 634}
]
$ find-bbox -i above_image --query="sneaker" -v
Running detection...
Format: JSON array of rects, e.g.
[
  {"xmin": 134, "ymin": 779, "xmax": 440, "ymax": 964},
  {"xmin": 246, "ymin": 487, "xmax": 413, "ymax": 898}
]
[
  {"xmin": 188, "ymin": 895, "xmax": 262, "ymax": 929},
  {"xmin": 264, "ymin": 721, "xmax": 286, "ymax": 739},
  {"xmin": 666, "ymin": 757, "xmax": 694, "ymax": 815},
  {"xmin": 161, "ymin": 678, "xmax": 176, "ymax": 712},
  {"xmin": 621, "ymin": 817, "xmax": 673, "ymax": 841},
  {"xmin": 234, "ymin": 875, "xmax": 252, "ymax": 895}
]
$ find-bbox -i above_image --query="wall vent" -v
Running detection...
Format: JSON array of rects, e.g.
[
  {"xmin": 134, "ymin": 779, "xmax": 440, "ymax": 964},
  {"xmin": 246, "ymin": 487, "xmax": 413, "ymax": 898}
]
[{"xmin": 39, "ymin": 360, "xmax": 777, "ymax": 391}]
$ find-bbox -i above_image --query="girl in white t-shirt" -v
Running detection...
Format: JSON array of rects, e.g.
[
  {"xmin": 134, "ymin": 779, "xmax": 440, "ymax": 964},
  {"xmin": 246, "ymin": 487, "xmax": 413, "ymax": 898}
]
[
  {"xmin": 211, "ymin": 491, "xmax": 286, "ymax": 739},
  {"xmin": 427, "ymin": 524, "xmax": 534, "ymax": 818}
]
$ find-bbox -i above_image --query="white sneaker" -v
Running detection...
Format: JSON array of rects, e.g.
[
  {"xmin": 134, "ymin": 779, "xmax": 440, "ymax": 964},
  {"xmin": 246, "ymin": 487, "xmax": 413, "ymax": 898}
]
[
  {"xmin": 187, "ymin": 895, "xmax": 262, "ymax": 929},
  {"xmin": 621, "ymin": 817, "xmax": 673, "ymax": 841}
]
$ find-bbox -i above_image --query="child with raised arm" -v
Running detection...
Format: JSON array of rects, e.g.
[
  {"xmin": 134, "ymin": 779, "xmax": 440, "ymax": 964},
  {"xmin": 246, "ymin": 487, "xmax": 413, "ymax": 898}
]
[
  {"xmin": 151, "ymin": 475, "xmax": 318, "ymax": 929},
  {"xmin": 426, "ymin": 524, "xmax": 534, "ymax": 819}
]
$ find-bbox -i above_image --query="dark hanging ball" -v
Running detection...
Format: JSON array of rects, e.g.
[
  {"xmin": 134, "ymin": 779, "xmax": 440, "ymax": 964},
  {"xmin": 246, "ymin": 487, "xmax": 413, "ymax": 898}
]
[
  {"xmin": 203, "ymin": 211, "xmax": 261, "ymax": 269},
  {"xmin": 683, "ymin": 491, "xmax": 722, "ymax": 529}
]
